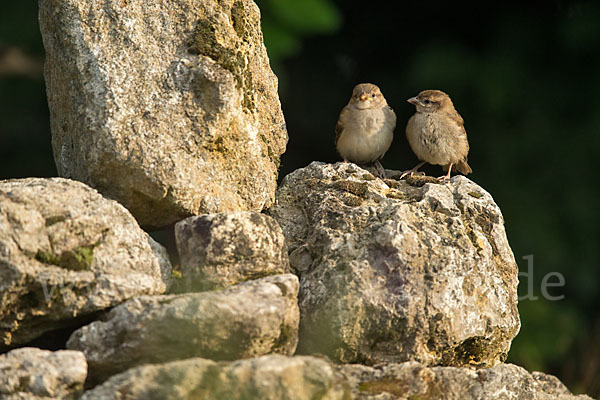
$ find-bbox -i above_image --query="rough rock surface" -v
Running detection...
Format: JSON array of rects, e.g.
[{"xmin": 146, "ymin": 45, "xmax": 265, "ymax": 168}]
[
  {"xmin": 67, "ymin": 274, "xmax": 300, "ymax": 385},
  {"xmin": 174, "ymin": 211, "xmax": 290, "ymax": 292},
  {"xmin": 81, "ymin": 355, "xmax": 349, "ymax": 400},
  {"xmin": 268, "ymin": 162, "xmax": 520, "ymax": 366},
  {"xmin": 79, "ymin": 355, "xmax": 590, "ymax": 400},
  {"xmin": 342, "ymin": 361, "xmax": 592, "ymax": 400},
  {"xmin": 0, "ymin": 347, "xmax": 87, "ymax": 400},
  {"xmin": 0, "ymin": 178, "xmax": 171, "ymax": 350},
  {"xmin": 39, "ymin": 0, "xmax": 287, "ymax": 229}
]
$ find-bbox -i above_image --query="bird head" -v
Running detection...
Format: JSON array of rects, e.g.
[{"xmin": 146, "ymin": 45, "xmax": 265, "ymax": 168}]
[
  {"xmin": 350, "ymin": 83, "xmax": 387, "ymax": 109},
  {"xmin": 407, "ymin": 90, "xmax": 453, "ymax": 113}
]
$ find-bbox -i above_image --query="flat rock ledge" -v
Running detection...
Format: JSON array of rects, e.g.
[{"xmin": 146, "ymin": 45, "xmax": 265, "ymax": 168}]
[
  {"xmin": 79, "ymin": 355, "xmax": 591, "ymax": 400},
  {"xmin": 67, "ymin": 274, "xmax": 300, "ymax": 385}
]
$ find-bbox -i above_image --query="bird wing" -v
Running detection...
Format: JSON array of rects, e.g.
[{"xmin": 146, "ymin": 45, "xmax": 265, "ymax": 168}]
[
  {"xmin": 385, "ymin": 105, "xmax": 397, "ymax": 125},
  {"xmin": 447, "ymin": 110, "xmax": 470, "ymax": 154},
  {"xmin": 334, "ymin": 107, "xmax": 348, "ymax": 145},
  {"xmin": 447, "ymin": 111, "xmax": 464, "ymax": 129}
]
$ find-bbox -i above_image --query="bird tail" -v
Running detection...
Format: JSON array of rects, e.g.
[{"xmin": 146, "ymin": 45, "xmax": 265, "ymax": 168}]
[{"xmin": 454, "ymin": 159, "xmax": 472, "ymax": 175}]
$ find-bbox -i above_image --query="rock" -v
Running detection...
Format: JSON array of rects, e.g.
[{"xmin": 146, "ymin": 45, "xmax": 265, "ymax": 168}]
[
  {"xmin": 174, "ymin": 211, "xmax": 290, "ymax": 292},
  {"xmin": 39, "ymin": 0, "xmax": 287, "ymax": 229},
  {"xmin": 341, "ymin": 361, "xmax": 592, "ymax": 400},
  {"xmin": 67, "ymin": 274, "xmax": 300, "ymax": 385},
  {"xmin": 81, "ymin": 355, "xmax": 349, "ymax": 400},
  {"xmin": 0, "ymin": 347, "xmax": 87, "ymax": 400},
  {"xmin": 268, "ymin": 162, "xmax": 520, "ymax": 366},
  {"xmin": 0, "ymin": 178, "xmax": 171, "ymax": 350},
  {"xmin": 80, "ymin": 356, "xmax": 591, "ymax": 400}
]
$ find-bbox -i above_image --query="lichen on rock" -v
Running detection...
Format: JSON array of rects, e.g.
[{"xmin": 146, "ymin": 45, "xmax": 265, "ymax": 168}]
[{"xmin": 34, "ymin": 244, "xmax": 97, "ymax": 271}]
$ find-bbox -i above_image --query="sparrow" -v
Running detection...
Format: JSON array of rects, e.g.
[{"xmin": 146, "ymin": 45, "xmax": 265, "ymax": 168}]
[
  {"xmin": 401, "ymin": 89, "xmax": 472, "ymax": 181},
  {"xmin": 335, "ymin": 83, "xmax": 396, "ymax": 178}
]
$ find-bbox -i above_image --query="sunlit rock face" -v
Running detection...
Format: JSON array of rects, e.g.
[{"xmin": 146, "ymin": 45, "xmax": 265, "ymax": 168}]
[
  {"xmin": 269, "ymin": 162, "xmax": 520, "ymax": 367},
  {"xmin": 39, "ymin": 0, "xmax": 287, "ymax": 229}
]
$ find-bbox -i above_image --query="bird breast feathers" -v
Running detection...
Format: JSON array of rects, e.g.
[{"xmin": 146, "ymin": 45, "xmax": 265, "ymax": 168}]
[
  {"xmin": 340, "ymin": 105, "xmax": 395, "ymax": 136},
  {"xmin": 417, "ymin": 111, "xmax": 467, "ymax": 139}
]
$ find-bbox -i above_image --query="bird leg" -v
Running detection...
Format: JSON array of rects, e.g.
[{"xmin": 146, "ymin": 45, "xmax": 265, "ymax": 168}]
[
  {"xmin": 399, "ymin": 161, "xmax": 426, "ymax": 179},
  {"xmin": 437, "ymin": 164, "xmax": 453, "ymax": 182},
  {"xmin": 373, "ymin": 160, "xmax": 386, "ymax": 179}
]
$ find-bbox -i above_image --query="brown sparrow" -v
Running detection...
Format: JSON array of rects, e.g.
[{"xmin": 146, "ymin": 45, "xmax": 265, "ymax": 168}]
[
  {"xmin": 335, "ymin": 83, "xmax": 396, "ymax": 177},
  {"xmin": 401, "ymin": 90, "xmax": 472, "ymax": 181}
]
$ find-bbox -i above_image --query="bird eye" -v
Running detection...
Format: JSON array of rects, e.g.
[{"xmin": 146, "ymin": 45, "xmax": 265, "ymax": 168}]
[
  {"xmin": 371, "ymin": 94, "xmax": 376, "ymax": 98},
  {"xmin": 424, "ymin": 99, "xmax": 431, "ymax": 104}
]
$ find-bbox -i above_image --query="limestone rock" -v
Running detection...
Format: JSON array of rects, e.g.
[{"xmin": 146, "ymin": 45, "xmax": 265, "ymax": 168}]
[
  {"xmin": 39, "ymin": 0, "xmax": 287, "ymax": 229},
  {"xmin": 80, "ymin": 356, "xmax": 591, "ymax": 400},
  {"xmin": 342, "ymin": 361, "xmax": 592, "ymax": 400},
  {"xmin": 81, "ymin": 355, "xmax": 349, "ymax": 400},
  {"xmin": 67, "ymin": 274, "xmax": 300, "ymax": 385},
  {"xmin": 0, "ymin": 347, "xmax": 87, "ymax": 400},
  {"xmin": 174, "ymin": 211, "xmax": 290, "ymax": 292},
  {"xmin": 268, "ymin": 162, "xmax": 520, "ymax": 366},
  {"xmin": 0, "ymin": 178, "xmax": 171, "ymax": 350}
]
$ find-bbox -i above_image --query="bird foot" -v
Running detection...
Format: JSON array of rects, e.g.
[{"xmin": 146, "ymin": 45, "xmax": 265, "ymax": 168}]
[
  {"xmin": 374, "ymin": 161, "xmax": 386, "ymax": 179},
  {"xmin": 399, "ymin": 170, "xmax": 426, "ymax": 179},
  {"xmin": 399, "ymin": 161, "xmax": 427, "ymax": 179}
]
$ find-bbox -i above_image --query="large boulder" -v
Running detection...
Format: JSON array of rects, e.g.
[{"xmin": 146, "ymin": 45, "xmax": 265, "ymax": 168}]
[
  {"xmin": 0, "ymin": 178, "xmax": 171, "ymax": 350},
  {"xmin": 174, "ymin": 211, "xmax": 290, "ymax": 292},
  {"xmin": 39, "ymin": 0, "xmax": 287, "ymax": 229},
  {"xmin": 268, "ymin": 162, "xmax": 520, "ymax": 366},
  {"xmin": 67, "ymin": 274, "xmax": 300, "ymax": 385},
  {"xmin": 0, "ymin": 347, "xmax": 87, "ymax": 400},
  {"xmin": 81, "ymin": 355, "xmax": 349, "ymax": 400}
]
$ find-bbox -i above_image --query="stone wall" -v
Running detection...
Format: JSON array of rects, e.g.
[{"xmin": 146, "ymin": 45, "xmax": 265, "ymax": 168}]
[{"xmin": 0, "ymin": 0, "xmax": 590, "ymax": 398}]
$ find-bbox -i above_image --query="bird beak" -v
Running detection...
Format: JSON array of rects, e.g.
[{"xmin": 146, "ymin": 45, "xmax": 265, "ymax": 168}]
[
  {"xmin": 407, "ymin": 97, "xmax": 419, "ymax": 105},
  {"xmin": 359, "ymin": 94, "xmax": 369, "ymax": 101}
]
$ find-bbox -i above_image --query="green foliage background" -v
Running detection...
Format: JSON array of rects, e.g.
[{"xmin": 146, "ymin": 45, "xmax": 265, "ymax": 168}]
[{"xmin": 0, "ymin": 0, "xmax": 598, "ymax": 396}]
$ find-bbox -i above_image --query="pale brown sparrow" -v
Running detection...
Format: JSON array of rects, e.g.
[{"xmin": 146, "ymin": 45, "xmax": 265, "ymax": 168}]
[
  {"xmin": 335, "ymin": 83, "xmax": 396, "ymax": 178},
  {"xmin": 402, "ymin": 89, "xmax": 472, "ymax": 181}
]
